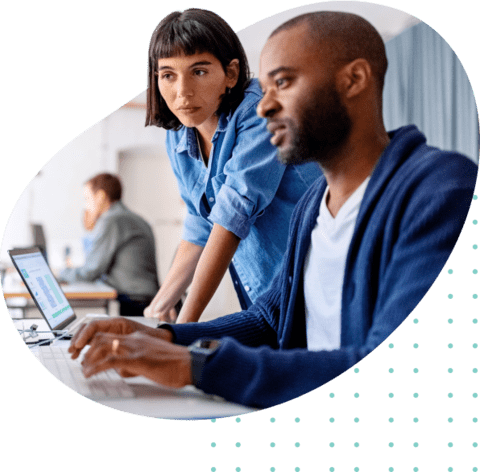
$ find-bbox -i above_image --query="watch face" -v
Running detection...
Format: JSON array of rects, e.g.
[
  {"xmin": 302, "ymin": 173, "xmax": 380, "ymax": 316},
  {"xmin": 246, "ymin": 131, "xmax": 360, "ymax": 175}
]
[{"xmin": 196, "ymin": 339, "xmax": 220, "ymax": 351}]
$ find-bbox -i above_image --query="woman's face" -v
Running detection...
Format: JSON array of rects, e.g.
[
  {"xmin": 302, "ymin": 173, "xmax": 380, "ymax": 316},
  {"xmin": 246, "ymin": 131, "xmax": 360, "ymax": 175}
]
[{"xmin": 157, "ymin": 52, "xmax": 239, "ymax": 135}]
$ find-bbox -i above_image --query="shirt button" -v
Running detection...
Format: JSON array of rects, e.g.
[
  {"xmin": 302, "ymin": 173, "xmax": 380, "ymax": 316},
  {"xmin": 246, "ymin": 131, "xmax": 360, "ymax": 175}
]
[
  {"xmin": 209, "ymin": 197, "xmax": 214, "ymax": 202},
  {"xmin": 245, "ymin": 286, "xmax": 250, "ymax": 292}
]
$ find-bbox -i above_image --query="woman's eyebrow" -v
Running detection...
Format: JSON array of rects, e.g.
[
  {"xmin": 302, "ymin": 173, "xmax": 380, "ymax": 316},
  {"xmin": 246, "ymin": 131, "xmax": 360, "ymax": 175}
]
[{"xmin": 157, "ymin": 60, "xmax": 213, "ymax": 72}]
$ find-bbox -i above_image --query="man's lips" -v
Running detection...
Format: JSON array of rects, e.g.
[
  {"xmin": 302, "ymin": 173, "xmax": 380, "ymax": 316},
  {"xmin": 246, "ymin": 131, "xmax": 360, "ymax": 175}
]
[{"xmin": 267, "ymin": 121, "xmax": 287, "ymax": 147}]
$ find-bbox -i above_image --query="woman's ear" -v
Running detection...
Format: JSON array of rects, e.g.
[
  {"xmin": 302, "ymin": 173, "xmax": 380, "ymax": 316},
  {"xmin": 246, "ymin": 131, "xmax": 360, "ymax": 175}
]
[
  {"xmin": 226, "ymin": 59, "xmax": 240, "ymax": 88},
  {"xmin": 337, "ymin": 58, "xmax": 372, "ymax": 99}
]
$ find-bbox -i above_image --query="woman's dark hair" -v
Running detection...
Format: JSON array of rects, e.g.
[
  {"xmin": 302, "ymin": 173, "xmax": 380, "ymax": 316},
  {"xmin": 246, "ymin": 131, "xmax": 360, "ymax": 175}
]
[{"xmin": 145, "ymin": 9, "xmax": 251, "ymax": 130}]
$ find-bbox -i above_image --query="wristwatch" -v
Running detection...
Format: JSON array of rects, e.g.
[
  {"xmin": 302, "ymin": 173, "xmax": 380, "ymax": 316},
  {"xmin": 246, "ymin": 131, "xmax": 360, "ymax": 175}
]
[{"xmin": 187, "ymin": 339, "xmax": 222, "ymax": 386}]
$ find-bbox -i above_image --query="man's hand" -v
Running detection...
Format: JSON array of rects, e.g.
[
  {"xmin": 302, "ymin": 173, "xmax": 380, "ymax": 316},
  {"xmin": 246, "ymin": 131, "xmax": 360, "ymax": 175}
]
[
  {"xmin": 68, "ymin": 317, "xmax": 173, "ymax": 360},
  {"xmin": 80, "ymin": 331, "xmax": 192, "ymax": 389}
]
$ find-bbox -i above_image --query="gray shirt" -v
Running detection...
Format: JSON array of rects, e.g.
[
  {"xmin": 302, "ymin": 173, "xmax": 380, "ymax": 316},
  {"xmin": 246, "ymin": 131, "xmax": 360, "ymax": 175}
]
[{"xmin": 59, "ymin": 201, "xmax": 159, "ymax": 300}]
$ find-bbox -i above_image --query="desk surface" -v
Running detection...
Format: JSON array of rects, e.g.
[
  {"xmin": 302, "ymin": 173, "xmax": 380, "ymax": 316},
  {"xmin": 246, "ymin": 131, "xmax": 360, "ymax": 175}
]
[
  {"xmin": 4, "ymin": 281, "xmax": 117, "ymax": 300},
  {"xmin": 20, "ymin": 316, "xmax": 255, "ymax": 419}
]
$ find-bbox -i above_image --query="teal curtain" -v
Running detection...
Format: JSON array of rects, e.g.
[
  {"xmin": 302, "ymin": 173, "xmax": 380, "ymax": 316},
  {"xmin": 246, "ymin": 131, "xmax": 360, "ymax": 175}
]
[{"xmin": 383, "ymin": 22, "xmax": 478, "ymax": 163}]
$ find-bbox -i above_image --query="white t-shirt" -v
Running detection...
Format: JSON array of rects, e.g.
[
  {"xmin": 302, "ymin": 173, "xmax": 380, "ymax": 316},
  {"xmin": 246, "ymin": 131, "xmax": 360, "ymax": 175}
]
[{"xmin": 304, "ymin": 177, "xmax": 370, "ymax": 351}]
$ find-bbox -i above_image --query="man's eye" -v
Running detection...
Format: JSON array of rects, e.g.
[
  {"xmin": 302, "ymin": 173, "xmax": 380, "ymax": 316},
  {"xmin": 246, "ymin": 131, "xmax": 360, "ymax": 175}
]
[
  {"xmin": 194, "ymin": 69, "xmax": 207, "ymax": 76},
  {"xmin": 276, "ymin": 78, "xmax": 288, "ymax": 88}
]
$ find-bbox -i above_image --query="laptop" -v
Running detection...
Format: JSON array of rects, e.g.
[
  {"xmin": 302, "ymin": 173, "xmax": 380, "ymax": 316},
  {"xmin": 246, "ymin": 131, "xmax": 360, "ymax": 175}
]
[
  {"xmin": 8, "ymin": 246, "xmax": 77, "ymax": 334},
  {"xmin": 8, "ymin": 246, "xmax": 135, "ymax": 399}
]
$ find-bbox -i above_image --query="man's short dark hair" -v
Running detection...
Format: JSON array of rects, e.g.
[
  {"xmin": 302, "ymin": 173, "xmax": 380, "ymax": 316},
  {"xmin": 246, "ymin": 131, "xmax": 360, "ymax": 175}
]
[
  {"xmin": 271, "ymin": 11, "xmax": 388, "ymax": 90},
  {"xmin": 86, "ymin": 173, "xmax": 122, "ymax": 203},
  {"xmin": 145, "ymin": 8, "xmax": 251, "ymax": 130}
]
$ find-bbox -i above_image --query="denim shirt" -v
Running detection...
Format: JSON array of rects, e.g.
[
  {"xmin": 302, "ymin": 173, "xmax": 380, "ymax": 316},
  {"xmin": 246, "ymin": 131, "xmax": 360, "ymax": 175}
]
[{"xmin": 165, "ymin": 79, "xmax": 321, "ymax": 302}]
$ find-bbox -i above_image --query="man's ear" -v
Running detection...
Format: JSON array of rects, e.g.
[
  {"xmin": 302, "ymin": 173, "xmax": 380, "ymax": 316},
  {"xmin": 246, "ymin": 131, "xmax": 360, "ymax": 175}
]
[
  {"xmin": 337, "ymin": 59, "xmax": 372, "ymax": 99},
  {"xmin": 226, "ymin": 59, "xmax": 240, "ymax": 88}
]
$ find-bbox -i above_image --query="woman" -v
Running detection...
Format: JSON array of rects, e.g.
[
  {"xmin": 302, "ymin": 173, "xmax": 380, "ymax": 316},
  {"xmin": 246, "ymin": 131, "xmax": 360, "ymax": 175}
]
[{"xmin": 144, "ymin": 9, "xmax": 321, "ymax": 323}]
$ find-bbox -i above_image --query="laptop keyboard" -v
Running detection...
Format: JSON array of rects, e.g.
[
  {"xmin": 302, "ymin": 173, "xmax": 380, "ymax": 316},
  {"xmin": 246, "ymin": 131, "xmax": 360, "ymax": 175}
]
[{"xmin": 35, "ymin": 344, "xmax": 135, "ymax": 399}]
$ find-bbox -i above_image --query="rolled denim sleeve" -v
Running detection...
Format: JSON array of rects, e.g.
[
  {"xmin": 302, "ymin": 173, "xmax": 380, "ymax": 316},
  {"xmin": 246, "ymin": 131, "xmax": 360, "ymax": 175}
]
[
  {"xmin": 209, "ymin": 103, "xmax": 286, "ymax": 240},
  {"xmin": 181, "ymin": 212, "xmax": 212, "ymax": 247}
]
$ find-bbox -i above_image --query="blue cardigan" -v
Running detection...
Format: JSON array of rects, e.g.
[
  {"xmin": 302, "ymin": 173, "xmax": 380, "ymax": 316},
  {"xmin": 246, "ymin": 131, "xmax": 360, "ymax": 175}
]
[{"xmin": 170, "ymin": 125, "xmax": 478, "ymax": 409}]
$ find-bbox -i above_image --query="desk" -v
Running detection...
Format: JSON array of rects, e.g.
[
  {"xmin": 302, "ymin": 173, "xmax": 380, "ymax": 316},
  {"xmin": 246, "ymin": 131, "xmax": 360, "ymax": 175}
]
[
  {"xmin": 23, "ymin": 316, "xmax": 255, "ymax": 419},
  {"xmin": 4, "ymin": 281, "xmax": 117, "ymax": 316}
]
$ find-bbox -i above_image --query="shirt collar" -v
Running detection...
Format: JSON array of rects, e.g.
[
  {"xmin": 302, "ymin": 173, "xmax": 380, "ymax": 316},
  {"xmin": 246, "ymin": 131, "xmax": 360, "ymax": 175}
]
[{"xmin": 174, "ymin": 111, "xmax": 231, "ymax": 158}]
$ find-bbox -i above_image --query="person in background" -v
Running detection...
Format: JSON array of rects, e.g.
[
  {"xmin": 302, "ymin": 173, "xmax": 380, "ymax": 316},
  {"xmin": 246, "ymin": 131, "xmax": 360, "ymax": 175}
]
[
  {"xmin": 142, "ymin": 9, "xmax": 321, "ymax": 323},
  {"xmin": 70, "ymin": 12, "xmax": 477, "ymax": 408},
  {"xmin": 59, "ymin": 173, "xmax": 161, "ymax": 317}
]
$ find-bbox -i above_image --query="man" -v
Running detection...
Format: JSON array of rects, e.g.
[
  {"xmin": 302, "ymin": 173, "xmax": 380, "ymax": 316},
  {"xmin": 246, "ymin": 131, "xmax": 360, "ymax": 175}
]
[
  {"xmin": 69, "ymin": 12, "xmax": 477, "ymax": 408},
  {"xmin": 59, "ymin": 173, "xmax": 160, "ymax": 317}
]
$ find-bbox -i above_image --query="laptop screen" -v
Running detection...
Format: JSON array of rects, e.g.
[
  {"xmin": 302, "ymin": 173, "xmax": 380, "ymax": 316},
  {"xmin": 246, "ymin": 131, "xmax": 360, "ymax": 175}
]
[{"xmin": 9, "ymin": 248, "xmax": 76, "ymax": 331}]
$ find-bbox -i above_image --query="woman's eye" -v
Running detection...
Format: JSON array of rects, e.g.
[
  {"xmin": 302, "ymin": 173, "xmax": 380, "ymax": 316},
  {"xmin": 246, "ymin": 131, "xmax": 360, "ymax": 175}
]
[{"xmin": 160, "ymin": 73, "xmax": 172, "ymax": 80}]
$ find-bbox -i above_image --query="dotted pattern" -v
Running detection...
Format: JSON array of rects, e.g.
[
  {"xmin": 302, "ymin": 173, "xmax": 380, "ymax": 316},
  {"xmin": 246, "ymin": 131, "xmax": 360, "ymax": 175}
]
[{"xmin": 200, "ymin": 192, "xmax": 479, "ymax": 470}]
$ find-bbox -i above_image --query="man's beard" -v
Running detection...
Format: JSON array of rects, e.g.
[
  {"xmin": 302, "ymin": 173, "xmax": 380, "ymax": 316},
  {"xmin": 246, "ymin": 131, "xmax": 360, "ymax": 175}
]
[{"xmin": 275, "ymin": 82, "xmax": 352, "ymax": 166}]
